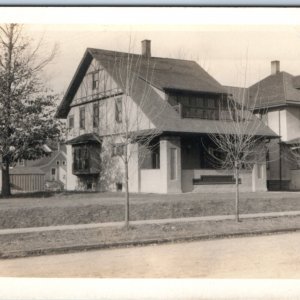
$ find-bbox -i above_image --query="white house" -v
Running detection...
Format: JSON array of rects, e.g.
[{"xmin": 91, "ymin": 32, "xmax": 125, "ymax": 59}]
[
  {"xmin": 55, "ymin": 40, "xmax": 276, "ymax": 194},
  {"xmin": 247, "ymin": 61, "xmax": 300, "ymax": 190}
]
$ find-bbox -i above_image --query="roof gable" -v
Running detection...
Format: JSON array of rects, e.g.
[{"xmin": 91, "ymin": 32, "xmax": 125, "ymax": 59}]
[
  {"xmin": 55, "ymin": 47, "xmax": 276, "ymax": 138},
  {"xmin": 55, "ymin": 48, "xmax": 226, "ymax": 119}
]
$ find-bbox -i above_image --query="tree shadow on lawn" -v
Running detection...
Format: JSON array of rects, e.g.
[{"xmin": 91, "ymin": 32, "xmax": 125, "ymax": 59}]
[{"xmin": 0, "ymin": 190, "xmax": 126, "ymax": 200}]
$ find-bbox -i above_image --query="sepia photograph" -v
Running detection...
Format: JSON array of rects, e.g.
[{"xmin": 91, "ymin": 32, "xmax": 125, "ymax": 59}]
[{"xmin": 1, "ymin": 6, "xmax": 300, "ymax": 299}]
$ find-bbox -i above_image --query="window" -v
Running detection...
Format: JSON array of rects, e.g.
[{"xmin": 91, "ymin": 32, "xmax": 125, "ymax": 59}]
[
  {"xmin": 68, "ymin": 115, "xmax": 74, "ymax": 129},
  {"xmin": 73, "ymin": 146, "xmax": 90, "ymax": 171},
  {"xmin": 51, "ymin": 168, "xmax": 56, "ymax": 175},
  {"xmin": 151, "ymin": 144, "xmax": 160, "ymax": 169},
  {"xmin": 115, "ymin": 98, "xmax": 122, "ymax": 123},
  {"xmin": 112, "ymin": 144, "xmax": 125, "ymax": 156},
  {"xmin": 170, "ymin": 148, "xmax": 177, "ymax": 180},
  {"xmin": 56, "ymin": 161, "xmax": 60, "ymax": 165},
  {"xmin": 92, "ymin": 72, "xmax": 99, "ymax": 90},
  {"xmin": 79, "ymin": 107, "xmax": 85, "ymax": 129},
  {"xmin": 93, "ymin": 103, "xmax": 99, "ymax": 128},
  {"xmin": 62, "ymin": 161, "xmax": 66, "ymax": 166}
]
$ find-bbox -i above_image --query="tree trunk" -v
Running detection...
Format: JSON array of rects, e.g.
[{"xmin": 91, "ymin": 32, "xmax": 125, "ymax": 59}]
[
  {"xmin": 235, "ymin": 164, "xmax": 240, "ymax": 222},
  {"xmin": 124, "ymin": 158, "xmax": 130, "ymax": 229},
  {"xmin": 1, "ymin": 159, "xmax": 11, "ymax": 197}
]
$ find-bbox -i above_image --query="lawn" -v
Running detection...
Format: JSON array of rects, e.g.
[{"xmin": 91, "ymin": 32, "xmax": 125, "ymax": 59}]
[{"xmin": 0, "ymin": 191, "xmax": 300, "ymax": 229}]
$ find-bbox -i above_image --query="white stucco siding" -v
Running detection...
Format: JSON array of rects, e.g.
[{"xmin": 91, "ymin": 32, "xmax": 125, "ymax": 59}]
[{"xmin": 286, "ymin": 107, "xmax": 300, "ymax": 142}]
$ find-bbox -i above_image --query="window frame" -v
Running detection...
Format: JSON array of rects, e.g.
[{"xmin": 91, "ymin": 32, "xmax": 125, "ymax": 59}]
[
  {"xmin": 115, "ymin": 97, "xmax": 123, "ymax": 123},
  {"xmin": 68, "ymin": 115, "xmax": 74, "ymax": 129},
  {"xmin": 79, "ymin": 107, "xmax": 85, "ymax": 129},
  {"xmin": 92, "ymin": 71, "xmax": 99, "ymax": 90},
  {"xmin": 93, "ymin": 103, "xmax": 99, "ymax": 128}
]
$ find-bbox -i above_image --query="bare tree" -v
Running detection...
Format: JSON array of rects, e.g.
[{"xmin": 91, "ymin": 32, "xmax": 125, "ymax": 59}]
[
  {"xmin": 92, "ymin": 41, "xmax": 166, "ymax": 229},
  {"xmin": 0, "ymin": 24, "xmax": 61, "ymax": 197},
  {"xmin": 208, "ymin": 87, "xmax": 269, "ymax": 221}
]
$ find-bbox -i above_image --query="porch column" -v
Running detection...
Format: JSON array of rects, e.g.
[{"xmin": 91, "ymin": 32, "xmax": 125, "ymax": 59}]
[{"xmin": 160, "ymin": 136, "xmax": 182, "ymax": 193}]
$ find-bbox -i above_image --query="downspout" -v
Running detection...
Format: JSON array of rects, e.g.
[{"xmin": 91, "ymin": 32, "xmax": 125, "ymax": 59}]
[{"xmin": 279, "ymin": 109, "xmax": 282, "ymax": 190}]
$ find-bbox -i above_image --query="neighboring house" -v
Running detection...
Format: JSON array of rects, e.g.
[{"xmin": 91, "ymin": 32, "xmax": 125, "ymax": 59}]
[
  {"xmin": 0, "ymin": 144, "xmax": 67, "ymax": 192},
  {"xmin": 55, "ymin": 40, "xmax": 276, "ymax": 194},
  {"xmin": 245, "ymin": 61, "xmax": 300, "ymax": 190}
]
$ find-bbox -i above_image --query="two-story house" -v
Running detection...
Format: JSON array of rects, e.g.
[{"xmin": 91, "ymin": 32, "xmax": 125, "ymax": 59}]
[
  {"xmin": 55, "ymin": 40, "xmax": 276, "ymax": 194},
  {"xmin": 247, "ymin": 61, "xmax": 300, "ymax": 190}
]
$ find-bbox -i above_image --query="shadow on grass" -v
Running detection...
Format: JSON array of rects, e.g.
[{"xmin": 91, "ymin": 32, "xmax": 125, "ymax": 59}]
[{"xmin": 0, "ymin": 190, "xmax": 124, "ymax": 199}]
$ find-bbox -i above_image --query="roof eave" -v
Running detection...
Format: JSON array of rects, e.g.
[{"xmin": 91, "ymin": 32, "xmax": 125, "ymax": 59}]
[{"xmin": 55, "ymin": 49, "xmax": 94, "ymax": 119}]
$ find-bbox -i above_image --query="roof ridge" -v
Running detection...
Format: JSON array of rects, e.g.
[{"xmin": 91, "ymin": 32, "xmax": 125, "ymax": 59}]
[{"xmin": 88, "ymin": 47, "xmax": 196, "ymax": 63}]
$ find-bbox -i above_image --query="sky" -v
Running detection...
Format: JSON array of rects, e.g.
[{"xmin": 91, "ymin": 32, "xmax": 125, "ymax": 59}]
[{"xmin": 2, "ymin": 7, "xmax": 300, "ymax": 97}]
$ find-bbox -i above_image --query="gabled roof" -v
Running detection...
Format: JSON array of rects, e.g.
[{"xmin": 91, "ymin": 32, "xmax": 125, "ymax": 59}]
[
  {"xmin": 55, "ymin": 47, "xmax": 276, "ymax": 138},
  {"xmin": 55, "ymin": 48, "xmax": 226, "ymax": 119},
  {"xmin": 26, "ymin": 145, "xmax": 67, "ymax": 167},
  {"xmin": 248, "ymin": 71, "xmax": 300, "ymax": 109}
]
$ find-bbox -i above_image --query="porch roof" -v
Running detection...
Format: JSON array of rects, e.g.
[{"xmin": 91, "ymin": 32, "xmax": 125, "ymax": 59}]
[{"xmin": 66, "ymin": 133, "xmax": 102, "ymax": 145}]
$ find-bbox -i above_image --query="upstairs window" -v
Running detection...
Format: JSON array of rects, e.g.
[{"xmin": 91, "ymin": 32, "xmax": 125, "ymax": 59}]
[
  {"xmin": 69, "ymin": 115, "xmax": 74, "ymax": 129},
  {"xmin": 79, "ymin": 107, "xmax": 85, "ymax": 129},
  {"xmin": 93, "ymin": 103, "xmax": 99, "ymax": 128},
  {"xmin": 168, "ymin": 92, "xmax": 226, "ymax": 120},
  {"xmin": 92, "ymin": 72, "xmax": 99, "ymax": 90},
  {"xmin": 115, "ymin": 98, "xmax": 122, "ymax": 123}
]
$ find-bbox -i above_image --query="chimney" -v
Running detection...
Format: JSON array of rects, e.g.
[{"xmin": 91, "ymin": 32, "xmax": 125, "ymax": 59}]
[
  {"xmin": 141, "ymin": 40, "xmax": 151, "ymax": 58},
  {"xmin": 271, "ymin": 60, "xmax": 280, "ymax": 75}
]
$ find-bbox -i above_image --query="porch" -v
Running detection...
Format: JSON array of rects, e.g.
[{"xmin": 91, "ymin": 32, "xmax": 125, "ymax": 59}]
[{"xmin": 133, "ymin": 135, "xmax": 267, "ymax": 194}]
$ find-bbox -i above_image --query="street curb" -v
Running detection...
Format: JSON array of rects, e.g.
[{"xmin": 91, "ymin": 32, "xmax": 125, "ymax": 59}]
[{"xmin": 2, "ymin": 226, "xmax": 300, "ymax": 259}]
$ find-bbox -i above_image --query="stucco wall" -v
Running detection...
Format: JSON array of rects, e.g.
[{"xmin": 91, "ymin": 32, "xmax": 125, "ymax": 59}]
[
  {"xmin": 290, "ymin": 169, "xmax": 300, "ymax": 190},
  {"xmin": 160, "ymin": 137, "xmax": 182, "ymax": 193},
  {"xmin": 286, "ymin": 106, "xmax": 300, "ymax": 142},
  {"xmin": 266, "ymin": 109, "xmax": 287, "ymax": 141},
  {"xmin": 140, "ymin": 169, "xmax": 164, "ymax": 193}
]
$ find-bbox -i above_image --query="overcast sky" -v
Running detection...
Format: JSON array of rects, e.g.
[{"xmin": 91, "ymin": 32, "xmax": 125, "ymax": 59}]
[{"xmin": 3, "ymin": 7, "xmax": 300, "ymax": 96}]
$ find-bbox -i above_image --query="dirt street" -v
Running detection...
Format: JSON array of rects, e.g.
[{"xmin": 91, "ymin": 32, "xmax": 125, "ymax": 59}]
[{"xmin": 0, "ymin": 232, "xmax": 300, "ymax": 278}]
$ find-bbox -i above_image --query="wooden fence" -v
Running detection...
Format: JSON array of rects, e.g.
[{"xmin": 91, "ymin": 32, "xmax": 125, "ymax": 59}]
[{"xmin": 10, "ymin": 173, "xmax": 45, "ymax": 192}]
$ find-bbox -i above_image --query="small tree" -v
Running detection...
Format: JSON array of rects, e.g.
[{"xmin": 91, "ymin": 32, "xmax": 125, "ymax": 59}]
[
  {"xmin": 0, "ymin": 24, "xmax": 61, "ymax": 197},
  {"xmin": 97, "ymin": 42, "xmax": 166, "ymax": 229},
  {"xmin": 208, "ymin": 88, "xmax": 269, "ymax": 221}
]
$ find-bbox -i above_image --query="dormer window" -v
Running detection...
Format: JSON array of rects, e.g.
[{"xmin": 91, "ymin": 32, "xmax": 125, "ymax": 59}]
[{"xmin": 168, "ymin": 92, "xmax": 227, "ymax": 120}]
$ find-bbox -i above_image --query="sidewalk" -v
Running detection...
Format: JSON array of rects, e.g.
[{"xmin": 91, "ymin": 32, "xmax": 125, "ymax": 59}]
[
  {"xmin": 1, "ymin": 210, "xmax": 300, "ymax": 258},
  {"xmin": 1, "ymin": 210, "xmax": 300, "ymax": 235}
]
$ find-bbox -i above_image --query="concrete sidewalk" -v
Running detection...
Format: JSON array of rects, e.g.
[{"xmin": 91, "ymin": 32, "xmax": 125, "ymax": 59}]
[{"xmin": 1, "ymin": 210, "xmax": 300, "ymax": 235}]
